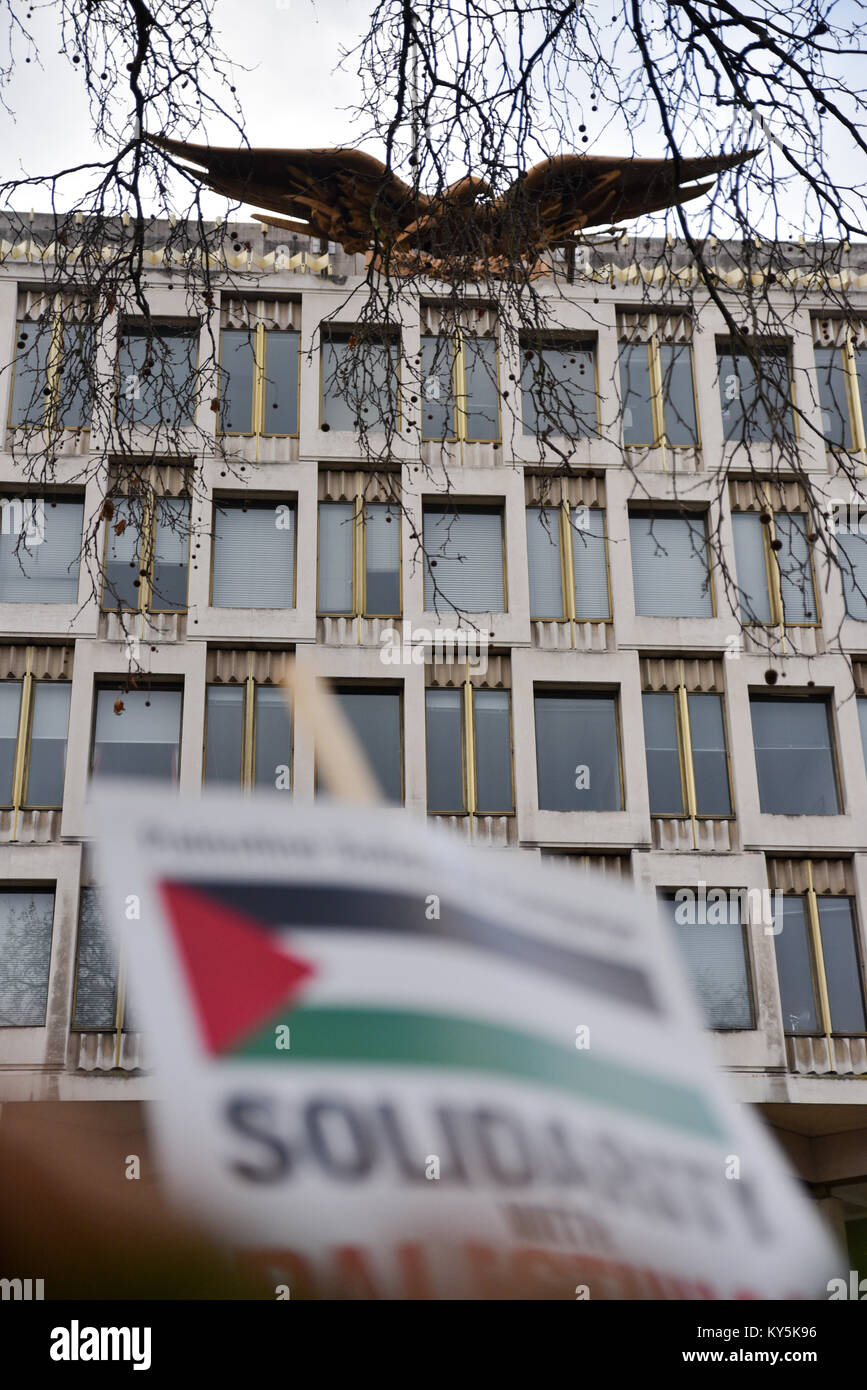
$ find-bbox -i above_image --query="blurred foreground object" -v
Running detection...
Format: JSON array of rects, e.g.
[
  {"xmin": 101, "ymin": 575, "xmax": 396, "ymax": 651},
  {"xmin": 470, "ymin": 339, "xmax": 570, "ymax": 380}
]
[{"xmin": 90, "ymin": 781, "xmax": 840, "ymax": 1300}]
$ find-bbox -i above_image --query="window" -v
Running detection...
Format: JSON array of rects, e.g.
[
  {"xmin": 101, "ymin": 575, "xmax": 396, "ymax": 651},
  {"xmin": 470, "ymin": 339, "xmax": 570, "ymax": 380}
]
[
  {"xmin": 323, "ymin": 687, "xmax": 402, "ymax": 804},
  {"xmin": 117, "ymin": 322, "xmax": 198, "ymax": 428},
  {"xmin": 750, "ymin": 696, "xmax": 839, "ymax": 815},
  {"xmin": 526, "ymin": 504, "xmax": 610, "ymax": 621},
  {"xmin": 91, "ymin": 686, "xmax": 182, "ymax": 783},
  {"xmin": 9, "ymin": 308, "xmax": 93, "ymax": 430},
  {"xmin": 718, "ymin": 344, "xmax": 794, "ymax": 442},
  {"xmin": 658, "ymin": 892, "xmax": 753, "ymax": 1030},
  {"xmin": 71, "ymin": 886, "xmax": 137, "ymax": 1033},
  {"xmin": 629, "ymin": 513, "xmax": 713, "ymax": 618},
  {"xmin": 220, "ymin": 325, "xmax": 299, "ymax": 435},
  {"xmin": 0, "ymin": 676, "xmax": 70, "ymax": 811},
  {"xmin": 420, "ymin": 333, "xmax": 500, "ymax": 442},
  {"xmin": 619, "ymin": 337, "xmax": 698, "ymax": 447},
  {"xmin": 320, "ymin": 329, "xmax": 398, "ymax": 432},
  {"xmin": 834, "ymin": 522, "xmax": 867, "ymax": 621},
  {"xmin": 859, "ymin": 697, "xmax": 867, "ymax": 778},
  {"xmin": 423, "ymin": 506, "xmax": 505, "ymax": 612},
  {"xmin": 211, "ymin": 499, "xmax": 295, "ymax": 608},
  {"xmin": 204, "ymin": 682, "xmax": 292, "ymax": 793},
  {"xmin": 102, "ymin": 495, "xmax": 190, "ymax": 612},
  {"xmin": 0, "ymin": 497, "xmax": 83, "ymax": 603},
  {"xmin": 318, "ymin": 498, "xmax": 400, "ymax": 617},
  {"xmin": 731, "ymin": 510, "xmax": 818, "ymax": 625},
  {"xmin": 643, "ymin": 689, "xmax": 732, "ymax": 818},
  {"xmin": 773, "ymin": 890, "xmax": 866, "ymax": 1035},
  {"xmin": 520, "ymin": 340, "xmax": 597, "ymax": 437},
  {"xmin": 814, "ymin": 332, "xmax": 867, "ymax": 451},
  {"xmin": 534, "ymin": 690, "xmax": 622, "ymax": 811},
  {"xmin": 425, "ymin": 685, "xmax": 514, "ymax": 815},
  {"xmin": 0, "ymin": 889, "xmax": 55, "ymax": 1026}
]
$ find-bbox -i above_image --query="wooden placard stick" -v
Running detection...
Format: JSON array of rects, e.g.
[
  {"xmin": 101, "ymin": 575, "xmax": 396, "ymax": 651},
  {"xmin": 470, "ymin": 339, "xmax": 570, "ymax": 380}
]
[{"xmin": 281, "ymin": 657, "xmax": 381, "ymax": 805}]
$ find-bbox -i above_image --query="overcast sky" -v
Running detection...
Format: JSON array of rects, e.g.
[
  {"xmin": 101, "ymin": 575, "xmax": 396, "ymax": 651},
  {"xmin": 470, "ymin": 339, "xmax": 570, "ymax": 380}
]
[{"xmin": 1, "ymin": 0, "xmax": 368, "ymax": 211}]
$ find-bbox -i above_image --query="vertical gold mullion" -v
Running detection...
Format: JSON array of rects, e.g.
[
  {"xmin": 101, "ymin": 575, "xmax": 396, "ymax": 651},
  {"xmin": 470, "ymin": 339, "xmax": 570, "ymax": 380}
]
[
  {"xmin": 560, "ymin": 486, "xmax": 576, "ymax": 650},
  {"xmin": 761, "ymin": 486, "xmax": 786, "ymax": 637},
  {"xmin": 676, "ymin": 665, "xmax": 698, "ymax": 850},
  {"xmin": 842, "ymin": 331, "xmax": 867, "ymax": 460},
  {"xmin": 454, "ymin": 329, "xmax": 467, "ymax": 462},
  {"xmin": 243, "ymin": 672, "xmax": 256, "ymax": 792},
  {"xmin": 648, "ymin": 319, "xmax": 666, "ymax": 471},
  {"xmin": 253, "ymin": 320, "xmax": 266, "ymax": 461},
  {"xmin": 463, "ymin": 669, "xmax": 476, "ymax": 832},
  {"xmin": 805, "ymin": 863, "xmax": 836, "ymax": 1066},
  {"xmin": 138, "ymin": 488, "xmax": 156, "ymax": 615},
  {"xmin": 355, "ymin": 473, "xmax": 364, "ymax": 644},
  {"xmin": 10, "ymin": 649, "xmax": 33, "ymax": 841},
  {"xmin": 45, "ymin": 296, "xmax": 63, "ymax": 432},
  {"xmin": 113, "ymin": 957, "xmax": 126, "ymax": 1069}
]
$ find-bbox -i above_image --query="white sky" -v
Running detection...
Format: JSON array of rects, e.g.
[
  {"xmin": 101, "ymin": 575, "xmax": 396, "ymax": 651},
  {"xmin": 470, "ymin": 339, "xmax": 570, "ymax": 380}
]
[{"xmin": 1, "ymin": 0, "xmax": 369, "ymax": 209}]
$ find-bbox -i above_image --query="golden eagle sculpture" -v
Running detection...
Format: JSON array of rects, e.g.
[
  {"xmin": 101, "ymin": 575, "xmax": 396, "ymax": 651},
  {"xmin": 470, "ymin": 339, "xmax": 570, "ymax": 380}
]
[{"xmin": 147, "ymin": 135, "xmax": 757, "ymax": 275}]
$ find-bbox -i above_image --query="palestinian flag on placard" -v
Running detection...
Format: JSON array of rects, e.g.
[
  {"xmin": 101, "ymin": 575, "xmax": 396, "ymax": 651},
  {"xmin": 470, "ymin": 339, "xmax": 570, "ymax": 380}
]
[
  {"xmin": 156, "ymin": 877, "xmax": 717, "ymax": 1138},
  {"xmin": 157, "ymin": 881, "xmax": 318, "ymax": 1056}
]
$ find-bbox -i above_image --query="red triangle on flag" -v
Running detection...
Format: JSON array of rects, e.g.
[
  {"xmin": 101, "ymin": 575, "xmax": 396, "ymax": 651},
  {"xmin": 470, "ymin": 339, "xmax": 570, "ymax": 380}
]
[{"xmin": 158, "ymin": 881, "xmax": 316, "ymax": 1055}]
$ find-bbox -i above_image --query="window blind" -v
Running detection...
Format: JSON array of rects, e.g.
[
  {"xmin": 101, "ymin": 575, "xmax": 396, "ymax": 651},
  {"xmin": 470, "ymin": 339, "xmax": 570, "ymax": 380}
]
[
  {"xmin": 204, "ymin": 686, "xmax": 244, "ymax": 784},
  {"xmin": 473, "ymin": 688, "xmax": 513, "ymax": 813},
  {"xmin": 151, "ymin": 497, "xmax": 190, "ymax": 612},
  {"xmin": 659, "ymin": 895, "xmax": 752, "ymax": 1030},
  {"xmin": 816, "ymin": 897, "xmax": 867, "ymax": 1032},
  {"xmin": 364, "ymin": 504, "xmax": 400, "ymax": 614},
  {"xmin": 254, "ymin": 686, "xmax": 292, "ymax": 791},
  {"xmin": 262, "ymin": 331, "xmax": 300, "ymax": 435},
  {"xmin": 0, "ymin": 681, "xmax": 21, "ymax": 802},
  {"xmin": 571, "ymin": 509, "xmax": 610, "ymax": 619},
  {"xmin": 629, "ymin": 514, "xmax": 712, "ymax": 618},
  {"xmin": 775, "ymin": 513, "xmax": 816, "ymax": 623},
  {"xmin": 527, "ymin": 507, "xmax": 564, "ymax": 618},
  {"xmin": 425, "ymin": 687, "xmax": 464, "ymax": 812},
  {"xmin": 837, "ymin": 531, "xmax": 867, "ymax": 620},
  {"xmin": 750, "ymin": 697, "xmax": 839, "ymax": 815},
  {"xmin": 212, "ymin": 502, "xmax": 295, "ymax": 608},
  {"xmin": 318, "ymin": 502, "xmax": 355, "ymax": 613},
  {"xmin": 774, "ymin": 895, "xmax": 819, "ymax": 1032},
  {"xmin": 732, "ymin": 512, "xmax": 772, "ymax": 622},
  {"xmin": 462, "ymin": 337, "xmax": 500, "ymax": 442},
  {"xmin": 423, "ymin": 508, "xmax": 505, "ymax": 612},
  {"xmin": 25, "ymin": 682, "xmax": 71, "ymax": 806},
  {"xmin": 92, "ymin": 688, "xmax": 182, "ymax": 783},
  {"xmin": 420, "ymin": 336, "xmax": 455, "ymax": 440},
  {"xmin": 0, "ymin": 499, "xmax": 83, "ymax": 603},
  {"xmin": 10, "ymin": 319, "xmax": 51, "ymax": 425}
]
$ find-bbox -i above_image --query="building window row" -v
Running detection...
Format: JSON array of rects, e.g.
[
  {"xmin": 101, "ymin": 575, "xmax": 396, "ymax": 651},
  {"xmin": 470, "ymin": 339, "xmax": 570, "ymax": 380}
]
[
  {"xmin": 4, "ymin": 861, "xmax": 866, "ymax": 1047},
  {"xmin": 10, "ymin": 297, "xmax": 867, "ymax": 450},
  {"xmin": 1, "ymin": 487, "xmax": 866, "ymax": 627},
  {"xmin": 0, "ymin": 671, "xmax": 850, "ymax": 824}
]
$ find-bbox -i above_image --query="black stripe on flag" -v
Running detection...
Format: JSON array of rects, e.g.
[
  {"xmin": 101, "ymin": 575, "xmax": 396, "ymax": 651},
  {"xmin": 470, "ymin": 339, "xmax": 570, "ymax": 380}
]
[{"xmin": 175, "ymin": 880, "xmax": 659, "ymax": 1014}]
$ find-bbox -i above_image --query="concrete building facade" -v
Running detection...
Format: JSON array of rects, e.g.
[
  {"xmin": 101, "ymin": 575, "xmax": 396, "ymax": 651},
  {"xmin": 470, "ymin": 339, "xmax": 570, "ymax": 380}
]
[{"xmin": 0, "ymin": 221, "xmax": 866, "ymax": 1264}]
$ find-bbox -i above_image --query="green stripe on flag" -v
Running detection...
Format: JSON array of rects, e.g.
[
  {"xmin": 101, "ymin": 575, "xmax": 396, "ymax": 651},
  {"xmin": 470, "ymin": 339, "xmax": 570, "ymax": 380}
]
[{"xmin": 234, "ymin": 1006, "xmax": 721, "ymax": 1140}]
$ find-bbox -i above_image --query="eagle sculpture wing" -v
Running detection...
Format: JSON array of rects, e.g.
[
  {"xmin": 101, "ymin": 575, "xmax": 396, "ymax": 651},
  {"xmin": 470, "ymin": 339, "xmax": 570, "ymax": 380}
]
[
  {"xmin": 146, "ymin": 133, "xmax": 758, "ymax": 263},
  {"xmin": 145, "ymin": 135, "xmax": 420, "ymax": 252},
  {"xmin": 509, "ymin": 149, "xmax": 760, "ymax": 244}
]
